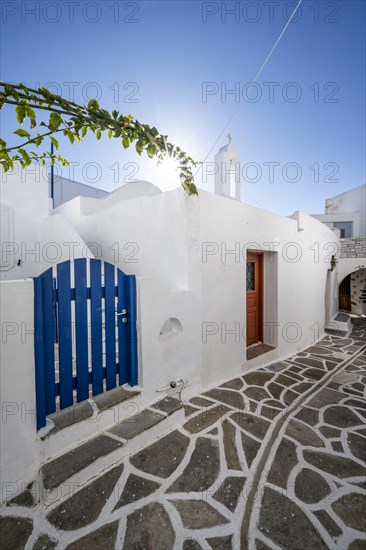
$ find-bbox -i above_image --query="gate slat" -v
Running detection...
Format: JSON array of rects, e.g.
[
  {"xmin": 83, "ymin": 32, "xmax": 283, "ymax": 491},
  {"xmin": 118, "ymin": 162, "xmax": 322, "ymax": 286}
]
[
  {"xmin": 90, "ymin": 259, "xmax": 103, "ymax": 395},
  {"xmin": 127, "ymin": 275, "xmax": 138, "ymax": 386},
  {"xmin": 34, "ymin": 276, "xmax": 47, "ymax": 430},
  {"xmin": 74, "ymin": 258, "xmax": 89, "ymax": 402},
  {"xmin": 57, "ymin": 261, "xmax": 74, "ymax": 409},
  {"xmin": 104, "ymin": 262, "xmax": 117, "ymax": 390},
  {"xmin": 41, "ymin": 269, "xmax": 56, "ymax": 414},
  {"xmin": 117, "ymin": 270, "xmax": 128, "ymax": 384}
]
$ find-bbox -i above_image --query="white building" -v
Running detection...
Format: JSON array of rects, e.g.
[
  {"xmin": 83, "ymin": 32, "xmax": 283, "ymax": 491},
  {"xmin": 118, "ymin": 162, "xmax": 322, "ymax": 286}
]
[
  {"xmin": 52, "ymin": 174, "xmax": 109, "ymax": 208},
  {"xmin": 312, "ymin": 184, "xmax": 366, "ymax": 316},
  {"xmin": 0, "ymin": 144, "xmax": 345, "ymax": 502},
  {"xmin": 312, "ymin": 184, "xmax": 366, "ymax": 238}
]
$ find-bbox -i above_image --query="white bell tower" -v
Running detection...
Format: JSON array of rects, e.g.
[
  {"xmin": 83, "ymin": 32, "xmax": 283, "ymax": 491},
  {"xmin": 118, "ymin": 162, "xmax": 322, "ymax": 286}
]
[{"xmin": 214, "ymin": 134, "xmax": 240, "ymax": 200}]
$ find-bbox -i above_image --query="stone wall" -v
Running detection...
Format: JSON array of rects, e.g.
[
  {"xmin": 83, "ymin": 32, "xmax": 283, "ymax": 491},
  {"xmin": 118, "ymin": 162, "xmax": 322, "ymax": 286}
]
[
  {"xmin": 340, "ymin": 238, "xmax": 366, "ymax": 259},
  {"xmin": 351, "ymin": 268, "xmax": 366, "ymax": 315}
]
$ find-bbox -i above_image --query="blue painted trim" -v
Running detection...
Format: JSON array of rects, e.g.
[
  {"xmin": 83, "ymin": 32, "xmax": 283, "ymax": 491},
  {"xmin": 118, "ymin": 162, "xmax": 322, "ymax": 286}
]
[
  {"xmin": 104, "ymin": 262, "xmax": 117, "ymax": 390},
  {"xmin": 74, "ymin": 258, "xmax": 89, "ymax": 402},
  {"xmin": 117, "ymin": 269, "xmax": 128, "ymax": 385},
  {"xmin": 41, "ymin": 269, "xmax": 56, "ymax": 415},
  {"xmin": 127, "ymin": 275, "xmax": 138, "ymax": 386},
  {"xmin": 57, "ymin": 261, "xmax": 73, "ymax": 409},
  {"xmin": 90, "ymin": 259, "xmax": 103, "ymax": 395},
  {"xmin": 34, "ymin": 277, "xmax": 47, "ymax": 430}
]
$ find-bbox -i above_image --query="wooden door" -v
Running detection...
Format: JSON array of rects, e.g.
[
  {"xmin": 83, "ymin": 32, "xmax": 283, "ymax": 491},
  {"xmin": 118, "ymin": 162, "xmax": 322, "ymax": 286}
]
[
  {"xmin": 246, "ymin": 252, "xmax": 263, "ymax": 346},
  {"xmin": 339, "ymin": 274, "xmax": 351, "ymax": 311}
]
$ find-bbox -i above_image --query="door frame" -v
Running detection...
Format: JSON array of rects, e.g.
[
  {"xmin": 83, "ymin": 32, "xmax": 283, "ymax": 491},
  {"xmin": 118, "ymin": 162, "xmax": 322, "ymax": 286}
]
[{"xmin": 246, "ymin": 251, "xmax": 264, "ymax": 347}]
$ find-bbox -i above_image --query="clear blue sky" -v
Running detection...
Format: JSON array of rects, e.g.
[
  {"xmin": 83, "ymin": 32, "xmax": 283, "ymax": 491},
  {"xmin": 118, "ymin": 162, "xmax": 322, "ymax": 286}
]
[{"xmin": 1, "ymin": 0, "xmax": 365, "ymax": 215}]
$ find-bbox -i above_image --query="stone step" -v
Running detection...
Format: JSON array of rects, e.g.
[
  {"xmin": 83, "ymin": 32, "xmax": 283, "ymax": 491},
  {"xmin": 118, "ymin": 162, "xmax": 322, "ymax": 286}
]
[
  {"xmin": 41, "ymin": 435, "xmax": 123, "ymax": 491},
  {"xmin": 108, "ymin": 396, "xmax": 182, "ymax": 440},
  {"xmin": 44, "ymin": 385, "xmax": 140, "ymax": 438},
  {"xmin": 39, "ymin": 396, "xmax": 183, "ymax": 507}
]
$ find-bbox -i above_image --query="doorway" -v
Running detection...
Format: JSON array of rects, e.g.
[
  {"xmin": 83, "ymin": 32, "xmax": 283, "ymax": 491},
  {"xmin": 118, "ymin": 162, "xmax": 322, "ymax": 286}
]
[
  {"xmin": 246, "ymin": 252, "xmax": 263, "ymax": 347},
  {"xmin": 339, "ymin": 274, "xmax": 351, "ymax": 312}
]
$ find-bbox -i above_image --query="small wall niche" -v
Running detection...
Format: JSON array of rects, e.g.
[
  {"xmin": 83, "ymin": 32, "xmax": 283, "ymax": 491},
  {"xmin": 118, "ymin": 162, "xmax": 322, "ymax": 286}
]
[{"xmin": 159, "ymin": 318, "xmax": 182, "ymax": 339}]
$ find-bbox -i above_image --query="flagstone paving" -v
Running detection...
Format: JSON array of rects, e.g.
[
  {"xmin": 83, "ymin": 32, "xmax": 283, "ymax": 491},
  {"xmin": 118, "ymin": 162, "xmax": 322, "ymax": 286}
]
[{"xmin": 1, "ymin": 319, "xmax": 366, "ymax": 549}]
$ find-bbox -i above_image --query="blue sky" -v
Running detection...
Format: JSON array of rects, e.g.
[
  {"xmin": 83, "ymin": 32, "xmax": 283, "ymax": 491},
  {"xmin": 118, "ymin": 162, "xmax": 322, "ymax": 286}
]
[{"xmin": 1, "ymin": 0, "xmax": 365, "ymax": 215}]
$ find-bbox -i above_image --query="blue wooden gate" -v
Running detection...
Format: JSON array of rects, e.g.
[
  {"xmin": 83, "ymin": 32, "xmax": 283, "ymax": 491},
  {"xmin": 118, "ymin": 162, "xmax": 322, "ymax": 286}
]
[{"xmin": 34, "ymin": 259, "xmax": 138, "ymax": 430}]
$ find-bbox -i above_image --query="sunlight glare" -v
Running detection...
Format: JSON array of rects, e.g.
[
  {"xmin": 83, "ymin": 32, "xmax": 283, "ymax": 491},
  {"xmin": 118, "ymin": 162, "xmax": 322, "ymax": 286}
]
[{"xmin": 155, "ymin": 157, "xmax": 180, "ymax": 191}]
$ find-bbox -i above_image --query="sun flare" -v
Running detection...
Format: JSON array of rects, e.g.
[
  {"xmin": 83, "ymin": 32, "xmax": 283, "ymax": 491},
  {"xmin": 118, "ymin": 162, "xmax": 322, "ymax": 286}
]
[{"xmin": 155, "ymin": 157, "xmax": 180, "ymax": 191}]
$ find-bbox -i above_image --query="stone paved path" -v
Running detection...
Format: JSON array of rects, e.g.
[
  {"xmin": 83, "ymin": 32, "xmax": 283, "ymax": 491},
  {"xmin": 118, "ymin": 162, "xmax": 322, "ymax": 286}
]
[{"xmin": 1, "ymin": 319, "xmax": 366, "ymax": 549}]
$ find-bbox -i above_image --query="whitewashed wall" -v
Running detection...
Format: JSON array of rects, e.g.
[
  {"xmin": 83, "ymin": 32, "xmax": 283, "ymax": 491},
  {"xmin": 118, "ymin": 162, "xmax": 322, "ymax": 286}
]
[
  {"xmin": 0, "ymin": 166, "xmax": 341, "ymax": 502},
  {"xmin": 312, "ymin": 184, "xmax": 366, "ymax": 238},
  {"xmin": 199, "ymin": 194, "xmax": 340, "ymax": 386},
  {"xmin": 57, "ymin": 187, "xmax": 340, "ymax": 391},
  {"xmin": 0, "ymin": 280, "xmax": 41, "ymax": 502},
  {"xmin": 0, "ymin": 165, "xmax": 92, "ymax": 280}
]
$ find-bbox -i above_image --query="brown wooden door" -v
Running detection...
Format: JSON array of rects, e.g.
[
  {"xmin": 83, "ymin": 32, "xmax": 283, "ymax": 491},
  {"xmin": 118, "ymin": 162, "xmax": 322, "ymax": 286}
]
[
  {"xmin": 339, "ymin": 274, "xmax": 351, "ymax": 311},
  {"xmin": 246, "ymin": 252, "xmax": 263, "ymax": 346}
]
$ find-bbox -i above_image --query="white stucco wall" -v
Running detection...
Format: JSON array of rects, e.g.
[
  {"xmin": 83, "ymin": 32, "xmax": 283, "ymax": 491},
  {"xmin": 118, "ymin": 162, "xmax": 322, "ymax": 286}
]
[
  {"xmin": 338, "ymin": 258, "xmax": 366, "ymax": 285},
  {"xmin": 312, "ymin": 184, "xmax": 366, "ymax": 238},
  {"xmin": 52, "ymin": 175, "xmax": 109, "ymax": 208},
  {"xmin": 0, "ymin": 280, "xmax": 41, "ymax": 503},
  {"xmin": 0, "ymin": 167, "xmax": 341, "ymax": 501},
  {"xmin": 0, "ymin": 164, "xmax": 92, "ymax": 279},
  {"xmin": 199, "ymin": 193, "xmax": 340, "ymax": 386},
  {"xmin": 56, "ymin": 187, "xmax": 339, "ymax": 391},
  {"xmin": 325, "ymin": 184, "xmax": 366, "ymax": 216}
]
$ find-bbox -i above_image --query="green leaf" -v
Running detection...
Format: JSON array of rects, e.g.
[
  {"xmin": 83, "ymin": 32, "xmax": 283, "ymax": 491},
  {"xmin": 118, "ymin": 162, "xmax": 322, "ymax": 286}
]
[
  {"xmin": 15, "ymin": 104, "xmax": 26, "ymax": 125},
  {"xmin": 81, "ymin": 126, "xmax": 88, "ymax": 138},
  {"xmin": 135, "ymin": 140, "xmax": 143, "ymax": 155},
  {"xmin": 122, "ymin": 136, "xmax": 129, "ymax": 149},
  {"xmin": 67, "ymin": 132, "xmax": 75, "ymax": 144},
  {"xmin": 26, "ymin": 106, "xmax": 36, "ymax": 128},
  {"xmin": 49, "ymin": 112, "xmax": 62, "ymax": 131},
  {"xmin": 96, "ymin": 129, "xmax": 102, "ymax": 140},
  {"xmin": 18, "ymin": 148, "xmax": 31, "ymax": 165},
  {"xmin": 0, "ymin": 138, "xmax": 7, "ymax": 150},
  {"xmin": 50, "ymin": 136, "xmax": 59, "ymax": 150},
  {"xmin": 14, "ymin": 128, "xmax": 30, "ymax": 139},
  {"xmin": 88, "ymin": 99, "xmax": 99, "ymax": 110},
  {"xmin": 147, "ymin": 144, "xmax": 156, "ymax": 159},
  {"xmin": 108, "ymin": 129, "xmax": 113, "ymax": 139}
]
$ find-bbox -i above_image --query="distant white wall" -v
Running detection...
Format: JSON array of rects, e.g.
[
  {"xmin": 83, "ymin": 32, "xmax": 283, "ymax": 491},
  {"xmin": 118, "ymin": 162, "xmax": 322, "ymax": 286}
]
[
  {"xmin": 312, "ymin": 184, "xmax": 366, "ymax": 238},
  {"xmin": 324, "ymin": 184, "xmax": 366, "ymax": 215},
  {"xmin": 52, "ymin": 175, "xmax": 108, "ymax": 208},
  {"xmin": 312, "ymin": 213, "xmax": 361, "ymax": 239}
]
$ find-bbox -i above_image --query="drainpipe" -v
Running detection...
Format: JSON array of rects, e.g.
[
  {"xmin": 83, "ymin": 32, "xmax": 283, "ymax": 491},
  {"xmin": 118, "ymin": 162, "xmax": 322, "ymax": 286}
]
[{"xmin": 50, "ymin": 141, "xmax": 54, "ymax": 208}]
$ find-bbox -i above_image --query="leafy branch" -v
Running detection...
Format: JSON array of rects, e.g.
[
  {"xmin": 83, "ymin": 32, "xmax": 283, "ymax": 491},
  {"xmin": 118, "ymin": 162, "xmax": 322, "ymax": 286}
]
[{"xmin": 0, "ymin": 81, "xmax": 198, "ymax": 195}]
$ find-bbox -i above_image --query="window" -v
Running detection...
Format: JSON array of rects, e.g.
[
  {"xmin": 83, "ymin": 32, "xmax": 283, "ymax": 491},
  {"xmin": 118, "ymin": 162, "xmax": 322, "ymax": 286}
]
[
  {"xmin": 333, "ymin": 222, "xmax": 352, "ymax": 238},
  {"xmin": 246, "ymin": 262, "xmax": 255, "ymax": 291}
]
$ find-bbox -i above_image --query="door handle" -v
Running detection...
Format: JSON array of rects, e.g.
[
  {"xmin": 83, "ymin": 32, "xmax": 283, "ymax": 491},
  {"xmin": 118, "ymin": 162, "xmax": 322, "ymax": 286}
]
[{"xmin": 116, "ymin": 309, "xmax": 128, "ymax": 323}]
